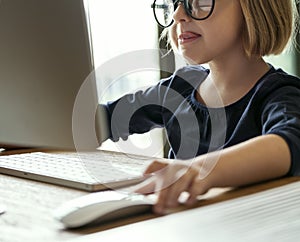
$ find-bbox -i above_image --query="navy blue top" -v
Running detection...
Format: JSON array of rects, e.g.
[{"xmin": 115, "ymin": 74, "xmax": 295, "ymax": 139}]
[{"xmin": 105, "ymin": 65, "xmax": 300, "ymax": 176}]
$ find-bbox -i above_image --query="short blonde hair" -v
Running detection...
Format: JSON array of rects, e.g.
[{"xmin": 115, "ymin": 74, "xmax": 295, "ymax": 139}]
[
  {"xmin": 240, "ymin": 0, "xmax": 298, "ymax": 57},
  {"xmin": 161, "ymin": 0, "xmax": 299, "ymax": 57}
]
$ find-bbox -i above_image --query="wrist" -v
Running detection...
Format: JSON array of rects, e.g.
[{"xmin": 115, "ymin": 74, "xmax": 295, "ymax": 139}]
[{"xmin": 192, "ymin": 156, "xmax": 219, "ymax": 192}]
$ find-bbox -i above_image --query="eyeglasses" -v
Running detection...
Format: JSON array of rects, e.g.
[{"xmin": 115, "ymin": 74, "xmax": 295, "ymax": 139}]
[{"xmin": 151, "ymin": 0, "xmax": 215, "ymax": 28}]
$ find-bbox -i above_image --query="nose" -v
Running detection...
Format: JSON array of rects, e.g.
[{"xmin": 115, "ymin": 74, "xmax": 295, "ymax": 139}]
[{"xmin": 173, "ymin": 2, "xmax": 191, "ymax": 24}]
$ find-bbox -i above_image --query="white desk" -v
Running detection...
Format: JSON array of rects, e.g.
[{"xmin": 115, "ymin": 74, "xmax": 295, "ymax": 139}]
[
  {"xmin": 1, "ymin": 149, "xmax": 299, "ymax": 242},
  {"xmin": 69, "ymin": 180, "xmax": 300, "ymax": 242}
]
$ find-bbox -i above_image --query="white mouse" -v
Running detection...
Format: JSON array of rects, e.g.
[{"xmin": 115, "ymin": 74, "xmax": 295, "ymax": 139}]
[{"xmin": 53, "ymin": 190, "xmax": 156, "ymax": 228}]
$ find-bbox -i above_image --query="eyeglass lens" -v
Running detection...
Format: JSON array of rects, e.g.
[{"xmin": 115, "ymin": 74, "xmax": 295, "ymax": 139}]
[{"xmin": 152, "ymin": 0, "xmax": 214, "ymax": 27}]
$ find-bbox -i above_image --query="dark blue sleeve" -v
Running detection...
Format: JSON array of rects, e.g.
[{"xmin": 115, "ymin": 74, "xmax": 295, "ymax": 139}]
[
  {"xmin": 103, "ymin": 65, "xmax": 209, "ymax": 142},
  {"xmin": 261, "ymin": 82, "xmax": 300, "ymax": 176},
  {"xmin": 104, "ymin": 81, "xmax": 168, "ymax": 142}
]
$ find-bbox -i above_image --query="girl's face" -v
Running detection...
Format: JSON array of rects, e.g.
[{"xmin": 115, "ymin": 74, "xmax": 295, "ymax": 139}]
[{"xmin": 170, "ymin": 0, "xmax": 245, "ymax": 64}]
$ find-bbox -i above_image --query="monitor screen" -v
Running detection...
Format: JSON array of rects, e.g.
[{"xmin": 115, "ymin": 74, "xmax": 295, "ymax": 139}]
[{"xmin": 0, "ymin": 0, "xmax": 97, "ymax": 150}]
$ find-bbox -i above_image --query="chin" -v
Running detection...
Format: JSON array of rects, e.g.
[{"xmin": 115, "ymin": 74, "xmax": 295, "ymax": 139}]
[
  {"xmin": 183, "ymin": 55, "xmax": 208, "ymax": 65},
  {"xmin": 173, "ymin": 45, "xmax": 208, "ymax": 65}
]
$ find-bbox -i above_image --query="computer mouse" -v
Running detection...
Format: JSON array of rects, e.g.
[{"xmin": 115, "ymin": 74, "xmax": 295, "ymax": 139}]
[{"xmin": 53, "ymin": 190, "xmax": 155, "ymax": 228}]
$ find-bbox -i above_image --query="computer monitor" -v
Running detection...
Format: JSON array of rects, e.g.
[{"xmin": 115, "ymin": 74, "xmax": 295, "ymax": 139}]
[{"xmin": 0, "ymin": 0, "xmax": 101, "ymax": 150}]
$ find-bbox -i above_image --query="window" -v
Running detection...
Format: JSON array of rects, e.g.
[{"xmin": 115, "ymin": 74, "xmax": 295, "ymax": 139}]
[
  {"xmin": 86, "ymin": 0, "xmax": 165, "ymax": 157},
  {"xmin": 264, "ymin": 52, "xmax": 298, "ymax": 77}
]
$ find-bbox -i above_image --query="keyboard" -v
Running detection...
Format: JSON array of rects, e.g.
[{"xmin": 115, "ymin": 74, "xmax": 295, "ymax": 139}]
[{"xmin": 0, "ymin": 151, "xmax": 153, "ymax": 191}]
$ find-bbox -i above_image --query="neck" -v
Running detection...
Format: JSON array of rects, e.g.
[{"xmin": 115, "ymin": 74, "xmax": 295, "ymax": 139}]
[
  {"xmin": 198, "ymin": 53, "xmax": 270, "ymax": 107},
  {"xmin": 208, "ymin": 55, "xmax": 269, "ymax": 89}
]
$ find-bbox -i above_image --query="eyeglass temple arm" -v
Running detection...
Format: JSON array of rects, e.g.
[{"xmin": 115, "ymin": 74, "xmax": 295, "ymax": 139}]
[
  {"xmin": 151, "ymin": 0, "xmax": 185, "ymax": 9},
  {"xmin": 151, "ymin": 3, "xmax": 170, "ymax": 10}
]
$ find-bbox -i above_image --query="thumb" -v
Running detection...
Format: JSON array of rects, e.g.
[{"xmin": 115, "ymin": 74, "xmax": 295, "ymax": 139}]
[
  {"xmin": 133, "ymin": 176, "xmax": 156, "ymax": 194},
  {"xmin": 143, "ymin": 160, "xmax": 169, "ymax": 175}
]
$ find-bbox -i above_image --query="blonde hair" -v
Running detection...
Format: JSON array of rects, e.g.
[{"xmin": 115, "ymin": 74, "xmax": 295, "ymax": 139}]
[
  {"xmin": 161, "ymin": 0, "xmax": 299, "ymax": 57},
  {"xmin": 240, "ymin": 0, "xmax": 299, "ymax": 57}
]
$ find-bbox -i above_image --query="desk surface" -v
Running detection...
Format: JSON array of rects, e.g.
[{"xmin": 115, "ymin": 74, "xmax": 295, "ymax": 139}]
[{"xmin": 1, "ymin": 149, "xmax": 300, "ymax": 242}]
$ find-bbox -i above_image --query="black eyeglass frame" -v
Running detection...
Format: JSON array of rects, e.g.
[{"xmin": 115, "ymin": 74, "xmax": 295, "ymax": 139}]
[{"xmin": 151, "ymin": 0, "xmax": 215, "ymax": 28}]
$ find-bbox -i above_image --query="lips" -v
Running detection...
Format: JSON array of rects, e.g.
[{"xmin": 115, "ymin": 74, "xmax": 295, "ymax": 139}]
[{"xmin": 178, "ymin": 32, "xmax": 201, "ymax": 44}]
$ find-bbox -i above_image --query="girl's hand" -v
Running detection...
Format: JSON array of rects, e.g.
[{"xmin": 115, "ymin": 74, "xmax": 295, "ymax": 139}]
[
  {"xmin": 135, "ymin": 159, "xmax": 211, "ymax": 214},
  {"xmin": 134, "ymin": 135, "xmax": 291, "ymax": 215}
]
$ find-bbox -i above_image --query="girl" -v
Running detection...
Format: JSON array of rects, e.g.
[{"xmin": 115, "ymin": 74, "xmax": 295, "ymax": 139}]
[{"xmin": 104, "ymin": 0, "xmax": 300, "ymax": 214}]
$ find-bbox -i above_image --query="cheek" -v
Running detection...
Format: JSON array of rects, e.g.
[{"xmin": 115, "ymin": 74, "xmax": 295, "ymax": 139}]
[
  {"xmin": 197, "ymin": 9, "xmax": 244, "ymax": 59},
  {"xmin": 206, "ymin": 23, "xmax": 241, "ymax": 47},
  {"xmin": 206, "ymin": 3, "xmax": 244, "ymax": 49}
]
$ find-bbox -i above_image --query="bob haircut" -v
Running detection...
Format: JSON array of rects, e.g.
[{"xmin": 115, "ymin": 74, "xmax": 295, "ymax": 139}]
[
  {"xmin": 162, "ymin": 0, "xmax": 299, "ymax": 58},
  {"xmin": 240, "ymin": 0, "xmax": 298, "ymax": 57}
]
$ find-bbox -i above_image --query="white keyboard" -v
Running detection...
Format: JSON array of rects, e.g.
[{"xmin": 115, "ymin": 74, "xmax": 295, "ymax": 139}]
[{"xmin": 0, "ymin": 151, "xmax": 152, "ymax": 191}]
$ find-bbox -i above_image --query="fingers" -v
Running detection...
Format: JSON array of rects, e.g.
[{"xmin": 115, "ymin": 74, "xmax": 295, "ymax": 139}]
[
  {"xmin": 132, "ymin": 176, "xmax": 157, "ymax": 194},
  {"xmin": 133, "ymin": 159, "xmax": 209, "ymax": 215},
  {"xmin": 131, "ymin": 160, "xmax": 169, "ymax": 194},
  {"xmin": 143, "ymin": 160, "xmax": 169, "ymax": 175},
  {"xmin": 154, "ymin": 165, "xmax": 198, "ymax": 214}
]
